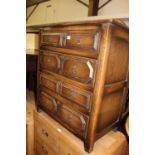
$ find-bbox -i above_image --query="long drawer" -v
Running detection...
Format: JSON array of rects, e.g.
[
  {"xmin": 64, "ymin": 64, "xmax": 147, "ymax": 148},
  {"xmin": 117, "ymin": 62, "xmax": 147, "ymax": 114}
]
[
  {"xmin": 39, "ymin": 73, "xmax": 92, "ymax": 111},
  {"xmin": 34, "ymin": 109, "xmax": 60, "ymax": 155},
  {"xmin": 39, "ymin": 51, "xmax": 97, "ymax": 85},
  {"xmin": 36, "ymin": 137, "xmax": 58, "ymax": 155},
  {"xmin": 41, "ymin": 30, "xmax": 101, "ymax": 52},
  {"xmin": 35, "ymin": 120, "xmax": 59, "ymax": 154},
  {"xmin": 38, "ymin": 90, "xmax": 89, "ymax": 139}
]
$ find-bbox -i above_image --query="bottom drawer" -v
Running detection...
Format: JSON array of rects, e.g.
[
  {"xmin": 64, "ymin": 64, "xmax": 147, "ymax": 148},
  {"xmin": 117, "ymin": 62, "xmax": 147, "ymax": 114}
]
[
  {"xmin": 38, "ymin": 88, "xmax": 89, "ymax": 139},
  {"xmin": 36, "ymin": 137, "xmax": 58, "ymax": 155}
]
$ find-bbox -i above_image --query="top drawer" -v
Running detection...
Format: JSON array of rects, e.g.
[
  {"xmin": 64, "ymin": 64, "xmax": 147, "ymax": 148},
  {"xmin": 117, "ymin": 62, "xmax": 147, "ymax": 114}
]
[{"xmin": 40, "ymin": 29, "xmax": 101, "ymax": 57}]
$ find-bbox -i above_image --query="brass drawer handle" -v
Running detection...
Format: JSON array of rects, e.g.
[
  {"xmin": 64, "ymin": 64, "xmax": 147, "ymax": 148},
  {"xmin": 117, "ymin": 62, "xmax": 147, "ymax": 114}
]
[
  {"xmin": 42, "ymin": 146, "xmax": 48, "ymax": 154},
  {"xmin": 42, "ymin": 129, "xmax": 48, "ymax": 137}
]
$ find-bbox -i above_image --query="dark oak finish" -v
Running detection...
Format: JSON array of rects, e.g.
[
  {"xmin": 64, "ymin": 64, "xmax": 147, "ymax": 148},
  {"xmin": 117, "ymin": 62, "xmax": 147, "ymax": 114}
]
[
  {"xmin": 41, "ymin": 32, "xmax": 62, "ymax": 46},
  {"xmin": 36, "ymin": 19, "xmax": 129, "ymax": 153},
  {"xmin": 40, "ymin": 52, "xmax": 61, "ymax": 73},
  {"xmin": 60, "ymin": 83, "xmax": 92, "ymax": 111},
  {"xmin": 65, "ymin": 30, "xmax": 100, "ymax": 51},
  {"xmin": 40, "ymin": 73, "xmax": 58, "ymax": 93},
  {"xmin": 61, "ymin": 56, "xmax": 97, "ymax": 84},
  {"xmin": 58, "ymin": 104, "xmax": 89, "ymax": 138},
  {"xmin": 39, "ymin": 91, "xmax": 58, "ymax": 114}
]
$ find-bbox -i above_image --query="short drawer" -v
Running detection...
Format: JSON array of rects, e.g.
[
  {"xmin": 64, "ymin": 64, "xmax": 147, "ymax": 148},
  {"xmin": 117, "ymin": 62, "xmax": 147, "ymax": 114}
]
[
  {"xmin": 65, "ymin": 31, "xmax": 100, "ymax": 51},
  {"xmin": 39, "ymin": 91, "xmax": 58, "ymax": 114},
  {"xmin": 36, "ymin": 137, "xmax": 58, "ymax": 155},
  {"xmin": 40, "ymin": 73, "xmax": 58, "ymax": 93},
  {"xmin": 60, "ymin": 83, "xmax": 92, "ymax": 111},
  {"xmin": 61, "ymin": 56, "xmax": 96, "ymax": 84},
  {"xmin": 41, "ymin": 32, "xmax": 62, "ymax": 46},
  {"xmin": 40, "ymin": 52, "xmax": 60, "ymax": 73},
  {"xmin": 58, "ymin": 104, "xmax": 88, "ymax": 138}
]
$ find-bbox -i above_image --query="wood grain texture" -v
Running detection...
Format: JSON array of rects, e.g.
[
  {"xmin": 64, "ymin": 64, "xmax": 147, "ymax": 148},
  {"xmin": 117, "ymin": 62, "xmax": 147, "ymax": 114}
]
[
  {"xmin": 26, "ymin": 90, "xmax": 35, "ymax": 155},
  {"xmin": 27, "ymin": 19, "xmax": 128, "ymax": 30},
  {"xmin": 85, "ymin": 24, "xmax": 112, "ymax": 152},
  {"xmin": 34, "ymin": 110, "xmax": 127, "ymax": 155},
  {"xmin": 36, "ymin": 19, "xmax": 129, "ymax": 152}
]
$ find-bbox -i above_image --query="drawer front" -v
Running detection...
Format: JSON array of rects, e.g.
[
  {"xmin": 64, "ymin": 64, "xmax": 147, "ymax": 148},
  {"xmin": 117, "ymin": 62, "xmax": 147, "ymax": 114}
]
[
  {"xmin": 39, "ymin": 91, "xmax": 58, "ymax": 114},
  {"xmin": 36, "ymin": 138, "xmax": 57, "ymax": 155},
  {"xmin": 41, "ymin": 32, "xmax": 62, "ymax": 46},
  {"xmin": 38, "ymin": 87, "xmax": 88, "ymax": 138},
  {"xmin": 35, "ymin": 120, "xmax": 59, "ymax": 154},
  {"xmin": 65, "ymin": 31, "xmax": 100, "ymax": 51},
  {"xmin": 39, "ymin": 73, "xmax": 92, "ymax": 111},
  {"xmin": 58, "ymin": 104, "xmax": 88, "ymax": 136},
  {"xmin": 62, "ymin": 57, "xmax": 96, "ymax": 84},
  {"xmin": 40, "ymin": 52, "xmax": 60, "ymax": 73},
  {"xmin": 60, "ymin": 83, "xmax": 92, "ymax": 110},
  {"xmin": 58, "ymin": 136, "xmax": 82, "ymax": 155},
  {"xmin": 40, "ymin": 74, "xmax": 58, "ymax": 93}
]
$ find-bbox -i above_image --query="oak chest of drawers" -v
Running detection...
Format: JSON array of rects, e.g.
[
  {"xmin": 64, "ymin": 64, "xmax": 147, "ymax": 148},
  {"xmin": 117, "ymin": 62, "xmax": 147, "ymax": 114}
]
[{"xmin": 36, "ymin": 19, "xmax": 129, "ymax": 153}]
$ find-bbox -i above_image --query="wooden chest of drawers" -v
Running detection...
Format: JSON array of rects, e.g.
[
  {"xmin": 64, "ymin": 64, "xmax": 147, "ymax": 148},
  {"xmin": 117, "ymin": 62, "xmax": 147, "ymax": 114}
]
[{"xmin": 36, "ymin": 19, "xmax": 129, "ymax": 152}]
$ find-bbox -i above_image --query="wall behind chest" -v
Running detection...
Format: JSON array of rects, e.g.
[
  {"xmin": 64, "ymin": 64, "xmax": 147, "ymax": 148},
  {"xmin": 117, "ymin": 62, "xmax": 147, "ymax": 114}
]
[
  {"xmin": 26, "ymin": 0, "xmax": 89, "ymax": 25},
  {"xmin": 98, "ymin": 0, "xmax": 129, "ymax": 17}
]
